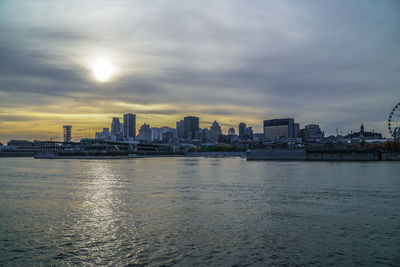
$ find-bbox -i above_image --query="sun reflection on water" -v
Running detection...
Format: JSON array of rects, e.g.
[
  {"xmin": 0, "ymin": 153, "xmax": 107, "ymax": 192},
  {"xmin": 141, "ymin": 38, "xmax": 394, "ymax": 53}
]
[{"xmin": 64, "ymin": 162, "xmax": 140, "ymax": 264}]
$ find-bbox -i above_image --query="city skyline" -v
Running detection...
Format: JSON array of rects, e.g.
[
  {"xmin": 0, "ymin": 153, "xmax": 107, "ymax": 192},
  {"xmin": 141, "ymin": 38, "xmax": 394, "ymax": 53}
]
[
  {"xmin": 0, "ymin": 110, "xmax": 391, "ymax": 143},
  {"xmin": 1, "ymin": 0, "xmax": 399, "ymax": 143}
]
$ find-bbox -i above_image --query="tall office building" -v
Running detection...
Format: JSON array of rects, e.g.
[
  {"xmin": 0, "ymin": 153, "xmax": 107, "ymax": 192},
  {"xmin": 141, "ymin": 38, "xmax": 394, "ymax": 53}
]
[
  {"xmin": 263, "ymin": 118, "xmax": 296, "ymax": 139},
  {"xmin": 239, "ymin": 122, "xmax": 246, "ymax": 140},
  {"xmin": 123, "ymin": 113, "xmax": 136, "ymax": 141},
  {"xmin": 63, "ymin": 125, "xmax": 72, "ymax": 143},
  {"xmin": 111, "ymin": 117, "xmax": 121, "ymax": 135},
  {"xmin": 183, "ymin": 116, "xmax": 199, "ymax": 140},
  {"xmin": 209, "ymin": 121, "xmax": 222, "ymax": 142},
  {"xmin": 176, "ymin": 120, "xmax": 184, "ymax": 139}
]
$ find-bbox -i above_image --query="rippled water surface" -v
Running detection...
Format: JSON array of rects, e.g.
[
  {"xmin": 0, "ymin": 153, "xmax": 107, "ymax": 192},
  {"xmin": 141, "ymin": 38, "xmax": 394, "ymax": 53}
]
[{"xmin": 0, "ymin": 158, "xmax": 399, "ymax": 266}]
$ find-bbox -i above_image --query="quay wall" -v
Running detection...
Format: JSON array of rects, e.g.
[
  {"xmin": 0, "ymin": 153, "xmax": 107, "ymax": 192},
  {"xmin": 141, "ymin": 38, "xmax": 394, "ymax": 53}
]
[
  {"xmin": 0, "ymin": 152, "xmax": 34, "ymax": 157},
  {"xmin": 382, "ymin": 153, "xmax": 400, "ymax": 161},
  {"xmin": 247, "ymin": 149, "xmax": 307, "ymax": 160},
  {"xmin": 307, "ymin": 151, "xmax": 380, "ymax": 161},
  {"xmin": 248, "ymin": 149, "xmax": 385, "ymax": 161}
]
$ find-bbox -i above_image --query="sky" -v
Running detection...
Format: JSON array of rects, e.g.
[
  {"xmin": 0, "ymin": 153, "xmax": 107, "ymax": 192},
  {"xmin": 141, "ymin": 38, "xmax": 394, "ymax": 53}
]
[{"xmin": 0, "ymin": 0, "xmax": 399, "ymax": 143}]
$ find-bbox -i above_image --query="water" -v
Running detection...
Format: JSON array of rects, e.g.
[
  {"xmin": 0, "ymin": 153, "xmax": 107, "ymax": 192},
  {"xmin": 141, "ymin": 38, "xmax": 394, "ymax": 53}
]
[{"xmin": 0, "ymin": 157, "xmax": 399, "ymax": 266}]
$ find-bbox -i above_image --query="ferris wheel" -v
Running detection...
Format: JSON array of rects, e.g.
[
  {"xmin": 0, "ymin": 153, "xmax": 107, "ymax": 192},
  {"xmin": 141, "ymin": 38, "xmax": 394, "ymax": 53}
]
[{"xmin": 388, "ymin": 102, "xmax": 400, "ymax": 138}]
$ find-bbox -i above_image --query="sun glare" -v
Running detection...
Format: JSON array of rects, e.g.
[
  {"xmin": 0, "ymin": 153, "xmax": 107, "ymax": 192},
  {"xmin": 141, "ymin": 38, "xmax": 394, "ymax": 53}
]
[{"xmin": 92, "ymin": 58, "xmax": 114, "ymax": 82}]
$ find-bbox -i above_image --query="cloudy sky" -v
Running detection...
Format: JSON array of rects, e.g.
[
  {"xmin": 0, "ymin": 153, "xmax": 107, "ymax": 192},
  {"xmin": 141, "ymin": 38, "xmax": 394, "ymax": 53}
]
[{"xmin": 0, "ymin": 0, "xmax": 399, "ymax": 143}]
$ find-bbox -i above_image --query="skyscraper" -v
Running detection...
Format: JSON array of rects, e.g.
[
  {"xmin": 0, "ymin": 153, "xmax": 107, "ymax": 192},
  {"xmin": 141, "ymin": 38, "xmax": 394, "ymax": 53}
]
[
  {"xmin": 239, "ymin": 122, "xmax": 246, "ymax": 140},
  {"xmin": 176, "ymin": 120, "xmax": 184, "ymax": 139},
  {"xmin": 123, "ymin": 113, "xmax": 136, "ymax": 141},
  {"xmin": 63, "ymin": 125, "xmax": 72, "ymax": 143},
  {"xmin": 209, "ymin": 121, "xmax": 222, "ymax": 142},
  {"xmin": 183, "ymin": 116, "xmax": 199, "ymax": 140},
  {"xmin": 111, "ymin": 117, "xmax": 121, "ymax": 135}
]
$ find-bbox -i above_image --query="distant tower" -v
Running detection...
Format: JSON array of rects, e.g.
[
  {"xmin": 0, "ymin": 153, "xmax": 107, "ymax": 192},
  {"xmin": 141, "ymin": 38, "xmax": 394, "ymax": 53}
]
[
  {"xmin": 63, "ymin": 125, "xmax": 72, "ymax": 143},
  {"xmin": 111, "ymin": 117, "xmax": 121, "ymax": 135},
  {"xmin": 183, "ymin": 116, "xmax": 199, "ymax": 140},
  {"xmin": 239, "ymin": 122, "xmax": 246, "ymax": 140},
  {"xmin": 123, "ymin": 113, "xmax": 136, "ymax": 140},
  {"xmin": 209, "ymin": 121, "xmax": 222, "ymax": 142},
  {"xmin": 176, "ymin": 120, "xmax": 184, "ymax": 139},
  {"xmin": 360, "ymin": 123, "xmax": 365, "ymax": 133}
]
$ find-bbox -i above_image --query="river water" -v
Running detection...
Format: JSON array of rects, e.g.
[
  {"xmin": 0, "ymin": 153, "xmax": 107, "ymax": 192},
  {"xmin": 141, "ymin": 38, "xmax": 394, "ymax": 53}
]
[{"xmin": 0, "ymin": 157, "xmax": 399, "ymax": 266}]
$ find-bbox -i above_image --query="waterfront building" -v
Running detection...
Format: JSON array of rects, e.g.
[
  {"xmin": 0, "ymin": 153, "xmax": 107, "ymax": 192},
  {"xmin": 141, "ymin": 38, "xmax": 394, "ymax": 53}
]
[
  {"xmin": 300, "ymin": 124, "xmax": 324, "ymax": 142},
  {"xmin": 228, "ymin": 127, "xmax": 235, "ymax": 135},
  {"xmin": 176, "ymin": 120, "xmax": 184, "ymax": 139},
  {"xmin": 63, "ymin": 125, "xmax": 72, "ymax": 143},
  {"xmin": 263, "ymin": 118, "xmax": 297, "ymax": 139},
  {"xmin": 239, "ymin": 122, "xmax": 246, "ymax": 140},
  {"xmin": 137, "ymin": 123, "xmax": 152, "ymax": 142},
  {"xmin": 7, "ymin": 140, "xmax": 33, "ymax": 147},
  {"xmin": 347, "ymin": 123, "xmax": 382, "ymax": 140},
  {"xmin": 123, "ymin": 113, "xmax": 136, "ymax": 141},
  {"xmin": 184, "ymin": 116, "xmax": 199, "ymax": 140},
  {"xmin": 209, "ymin": 121, "xmax": 222, "ymax": 142}
]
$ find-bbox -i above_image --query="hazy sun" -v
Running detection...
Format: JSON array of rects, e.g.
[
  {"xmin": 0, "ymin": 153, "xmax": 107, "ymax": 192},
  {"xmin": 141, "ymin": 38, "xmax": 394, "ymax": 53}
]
[{"xmin": 92, "ymin": 58, "xmax": 114, "ymax": 82}]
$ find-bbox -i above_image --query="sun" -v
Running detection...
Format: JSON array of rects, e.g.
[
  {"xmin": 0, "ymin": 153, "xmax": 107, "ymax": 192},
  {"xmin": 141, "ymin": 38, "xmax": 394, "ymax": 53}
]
[{"xmin": 92, "ymin": 58, "xmax": 115, "ymax": 82}]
